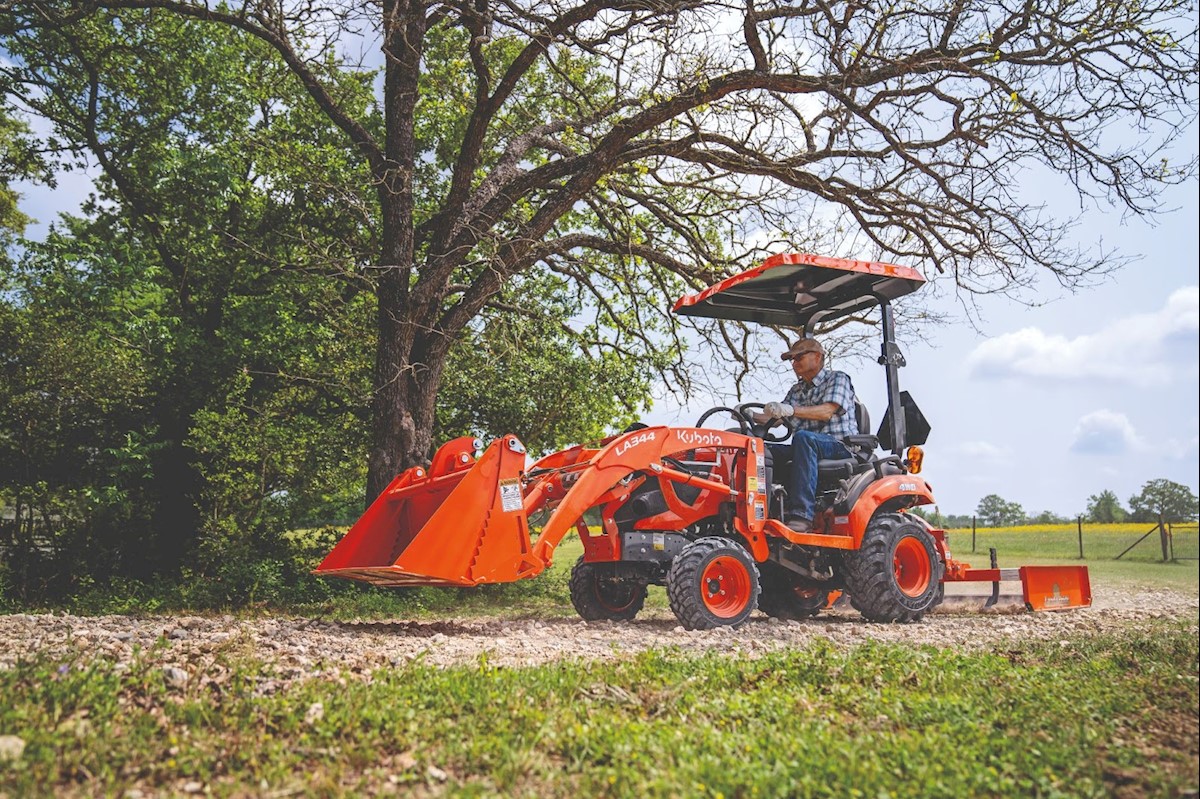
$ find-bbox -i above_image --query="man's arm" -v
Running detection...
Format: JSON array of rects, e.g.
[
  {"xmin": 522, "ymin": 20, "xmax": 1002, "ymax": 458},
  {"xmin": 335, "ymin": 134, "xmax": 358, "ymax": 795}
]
[
  {"xmin": 788, "ymin": 401, "xmax": 841, "ymax": 422},
  {"xmin": 755, "ymin": 400, "xmax": 841, "ymax": 423},
  {"xmin": 785, "ymin": 372, "xmax": 852, "ymax": 422}
]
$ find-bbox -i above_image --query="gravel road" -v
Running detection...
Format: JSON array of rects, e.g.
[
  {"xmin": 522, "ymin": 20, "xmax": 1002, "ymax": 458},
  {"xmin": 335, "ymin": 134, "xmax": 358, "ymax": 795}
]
[{"xmin": 1, "ymin": 585, "xmax": 1195, "ymax": 688}]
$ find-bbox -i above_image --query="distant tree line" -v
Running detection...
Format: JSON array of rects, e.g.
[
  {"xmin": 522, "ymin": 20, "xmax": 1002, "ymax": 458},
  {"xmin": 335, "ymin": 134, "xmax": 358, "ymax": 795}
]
[{"xmin": 917, "ymin": 479, "xmax": 1200, "ymax": 528}]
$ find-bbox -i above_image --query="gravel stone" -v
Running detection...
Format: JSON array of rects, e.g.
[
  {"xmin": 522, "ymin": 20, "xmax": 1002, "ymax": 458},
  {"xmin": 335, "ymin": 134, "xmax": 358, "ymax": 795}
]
[
  {"xmin": 162, "ymin": 666, "xmax": 189, "ymax": 688},
  {"xmin": 0, "ymin": 586, "xmax": 1193, "ymax": 682},
  {"xmin": 0, "ymin": 735, "xmax": 25, "ymax": 763}
]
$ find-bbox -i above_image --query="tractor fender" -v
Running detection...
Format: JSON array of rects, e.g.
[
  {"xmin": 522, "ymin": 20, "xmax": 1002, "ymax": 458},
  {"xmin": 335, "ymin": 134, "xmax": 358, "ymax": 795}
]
[{"xmin": 833, "ymin": 474, "xmax": 935, "ymax": 548}]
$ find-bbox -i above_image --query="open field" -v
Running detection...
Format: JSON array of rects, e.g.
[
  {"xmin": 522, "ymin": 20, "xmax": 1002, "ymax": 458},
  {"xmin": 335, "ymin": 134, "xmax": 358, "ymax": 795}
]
[
  {"xmin": 941, "ymin": 525, "xmax": 1199, "ymax": 594},
  {"xmin": 2, "ymin": 525, "xmax": 1196, "ymax": 797},
  {"xmin": 945, "ymin": 522, "xmax": 1199, "ymax": 561}
]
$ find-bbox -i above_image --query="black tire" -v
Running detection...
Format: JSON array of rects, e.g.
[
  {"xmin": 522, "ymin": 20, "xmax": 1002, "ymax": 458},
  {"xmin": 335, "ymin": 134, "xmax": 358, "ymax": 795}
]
[
  {"xmin": 931, "ymin": 582, "xmax": 946, "ymax": 613},
  {"xmin": 666, "ymin": 537, "xmax": 761, "ymax": 630},
  {"xmin": 844, "ymin": 513, "xmax": 944, "ymax": 623},
  {"xmin": 757, "ymin": 561, "xmax": 829, "ymax": 620},
  {"xmin": 569, "ymin": 558, "xmax": 648, "ymax": 621}
]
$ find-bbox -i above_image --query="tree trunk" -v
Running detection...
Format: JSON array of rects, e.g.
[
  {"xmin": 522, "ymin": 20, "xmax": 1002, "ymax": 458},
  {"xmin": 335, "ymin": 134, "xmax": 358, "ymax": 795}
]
[
  {"xmin": 366, "ymin": 324, "xmax": 449, "ymax": 501},
  {"xmin": 365, "ymin": 0, "xmax": 429, "ymax": 503}
]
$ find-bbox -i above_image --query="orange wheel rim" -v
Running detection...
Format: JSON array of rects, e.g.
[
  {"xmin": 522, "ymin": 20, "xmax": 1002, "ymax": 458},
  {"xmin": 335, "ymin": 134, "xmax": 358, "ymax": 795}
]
[
  {"xmin": 701, "ymin": 555, "xmax": 751, "ymax": 617},
  {"xmin": 893, "ymin": 536, "xmax": 932, "ymax": 597}
]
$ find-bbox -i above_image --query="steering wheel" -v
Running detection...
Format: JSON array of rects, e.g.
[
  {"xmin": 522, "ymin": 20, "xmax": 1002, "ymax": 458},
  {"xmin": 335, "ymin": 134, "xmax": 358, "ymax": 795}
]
[
  {"xmin": 694, "ymin": 405, "xmax": 751, "ymax": 435},
  {"xmin": 734, "ymin": 402, "xmax": 793, "ymax": 443},
  {"xmin": 694, "ymin": 403, "xmax": 792, "ymax": 443}
]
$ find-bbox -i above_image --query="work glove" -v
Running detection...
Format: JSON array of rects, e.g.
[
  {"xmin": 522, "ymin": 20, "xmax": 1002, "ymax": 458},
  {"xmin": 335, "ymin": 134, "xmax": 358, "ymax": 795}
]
[{"xmin": 763, "ymin": 401, "xmax": 794, "ymax": 420}]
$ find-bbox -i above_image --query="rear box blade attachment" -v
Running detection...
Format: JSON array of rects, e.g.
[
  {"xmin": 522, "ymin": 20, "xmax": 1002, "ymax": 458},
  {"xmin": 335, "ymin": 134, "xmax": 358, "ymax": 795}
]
[
  {"xmin": 314, "ymin": 435, "xmax": 543, "ymax": 587},
  {"xmin": 944, "ymin": 564, "xmax": 1092, "ymax": 612}
]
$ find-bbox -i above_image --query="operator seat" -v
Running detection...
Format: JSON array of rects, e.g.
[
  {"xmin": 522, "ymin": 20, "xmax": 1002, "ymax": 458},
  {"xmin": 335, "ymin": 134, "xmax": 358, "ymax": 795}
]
[{"xmin": 815, "ymin": 401, "xmax": 880, "ymax": 486}]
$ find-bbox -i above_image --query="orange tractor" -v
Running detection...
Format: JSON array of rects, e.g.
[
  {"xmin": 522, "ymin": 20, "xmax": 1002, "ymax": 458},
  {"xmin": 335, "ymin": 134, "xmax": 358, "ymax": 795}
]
[{"xmin": 316, "ymin": 253, "xmax": 1091, "ymax": 628}]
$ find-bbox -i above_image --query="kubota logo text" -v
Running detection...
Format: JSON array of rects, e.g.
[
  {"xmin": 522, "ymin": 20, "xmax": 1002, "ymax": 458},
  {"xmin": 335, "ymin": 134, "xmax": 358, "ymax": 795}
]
[
  {"xmin": 674, "ymin": 430, "xmax": 725, "ymax": 448},
  {"xmin": 615, "ymin": 431, "xmax": 656, "ymax": 456}
]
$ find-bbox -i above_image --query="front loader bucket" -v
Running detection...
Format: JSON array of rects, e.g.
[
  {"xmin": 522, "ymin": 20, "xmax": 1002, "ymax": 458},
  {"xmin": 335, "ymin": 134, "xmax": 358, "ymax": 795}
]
[{"xmin": 315, "ymin": 435, "xmax": 543, "ymax": 587}]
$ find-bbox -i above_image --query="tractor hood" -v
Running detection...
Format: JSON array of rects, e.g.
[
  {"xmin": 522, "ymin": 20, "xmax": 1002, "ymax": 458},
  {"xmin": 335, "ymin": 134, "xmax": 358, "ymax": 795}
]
[{"xmin": 673, "ymin": 253, "xmax": 926, "ymax": 327}]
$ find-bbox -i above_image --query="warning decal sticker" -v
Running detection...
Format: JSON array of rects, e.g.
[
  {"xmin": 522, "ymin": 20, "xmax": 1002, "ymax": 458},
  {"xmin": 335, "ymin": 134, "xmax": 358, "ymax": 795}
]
[{"xmin": 499, "ymin": 479, "xmax": 523, "ymax": 512}]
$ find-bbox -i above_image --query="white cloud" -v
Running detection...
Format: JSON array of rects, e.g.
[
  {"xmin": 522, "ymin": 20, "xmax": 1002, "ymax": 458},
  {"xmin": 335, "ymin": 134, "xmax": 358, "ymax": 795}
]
[
  {"xmin": 1070, "ymin": 409, "xmax": 1143, "ymax": 455},
  {"xmin": 966, "ymin": 286, "xmax": 1199, "ymax": 387},
  {"xmin": 952, "ymin": 440, "xmax": 1013, "ymax": 462},
  {"xmin": 1164, "ymin": 433, "xmax": 1200, "ymax": 460}
]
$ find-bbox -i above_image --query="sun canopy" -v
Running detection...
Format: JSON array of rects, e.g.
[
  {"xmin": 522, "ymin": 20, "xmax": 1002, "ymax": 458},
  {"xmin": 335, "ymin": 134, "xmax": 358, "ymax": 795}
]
[{"xmin": 673, "ymin": 253, "xmax": 926, "ymax": 328}]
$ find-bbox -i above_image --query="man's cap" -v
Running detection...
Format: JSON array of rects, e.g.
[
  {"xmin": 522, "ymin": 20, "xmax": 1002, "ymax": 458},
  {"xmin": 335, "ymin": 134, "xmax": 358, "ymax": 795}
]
[{"xmin": 780, "ymin": 338, "xmax": 824, "ymax": 361}]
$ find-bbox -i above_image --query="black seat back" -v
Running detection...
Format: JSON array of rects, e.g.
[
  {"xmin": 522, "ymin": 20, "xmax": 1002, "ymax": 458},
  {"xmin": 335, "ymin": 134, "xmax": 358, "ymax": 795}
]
[
  {"xmin": 816, "ymin": 401, "xmax": 878, "ymax": 483},
  {"xmin": 855, "ymin": 401, "xmax": 870, "ymax": 435}
]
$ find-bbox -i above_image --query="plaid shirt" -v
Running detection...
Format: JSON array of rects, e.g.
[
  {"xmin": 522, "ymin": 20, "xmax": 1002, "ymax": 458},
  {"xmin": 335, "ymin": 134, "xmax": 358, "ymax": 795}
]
[{"xmin": 782, "ymin": 368, "xmax": 858, "ymax": 439}]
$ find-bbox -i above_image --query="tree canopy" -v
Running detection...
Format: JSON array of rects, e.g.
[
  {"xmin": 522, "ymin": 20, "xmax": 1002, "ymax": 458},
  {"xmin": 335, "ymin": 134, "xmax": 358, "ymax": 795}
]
[
  {"xmin": 975, "ymin": 493, "xmax": 1025, "ymax": 527},
  {"xmin": 1128, "ymin": 479, "xmax": 1199, "ymax": 523},
  {"xmin": 1, "ymin": 0, "xmax": 1197, "ymax": 591},
  {"xmin": 5, "ymin": 0, "xmax": 1196, "ymax": 499},
  {"xmin": 1085, "ymin": 489, "xmax": 1127, "ymax": 523}
]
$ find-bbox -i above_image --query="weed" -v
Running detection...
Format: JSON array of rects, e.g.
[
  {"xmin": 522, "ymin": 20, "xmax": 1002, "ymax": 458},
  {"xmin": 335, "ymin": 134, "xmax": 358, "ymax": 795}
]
[{"xmin": 1, "ymin": 624, "xmax": 1195, "ymax": 798}]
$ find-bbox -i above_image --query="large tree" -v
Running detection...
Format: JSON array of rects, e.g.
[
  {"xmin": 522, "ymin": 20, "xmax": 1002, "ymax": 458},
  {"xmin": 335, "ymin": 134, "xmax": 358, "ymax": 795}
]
[
  {"xmin": 1, "ymin": 11, "xmax": 660, "ymax": 580},
  {"xmin": 1128, "ymin": 479, "xmax": 1199, "ymax": 523},
  {"xmin": 5, "ymin": 0, "xmax": 1196, "ymax": 502}
]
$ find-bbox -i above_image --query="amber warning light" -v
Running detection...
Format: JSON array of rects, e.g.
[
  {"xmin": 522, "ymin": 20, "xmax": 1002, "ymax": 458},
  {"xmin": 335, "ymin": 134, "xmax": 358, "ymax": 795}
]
[{"xmin": 905, "ymin": 446, "xmax": 924, "ymax": 474}]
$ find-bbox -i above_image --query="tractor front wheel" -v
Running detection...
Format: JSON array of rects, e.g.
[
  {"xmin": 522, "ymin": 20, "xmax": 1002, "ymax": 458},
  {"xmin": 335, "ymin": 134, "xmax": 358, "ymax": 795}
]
[
  {"xmin": 569, "ymin": 558, "xmax": 649, "ymax": 621},
  {"xmin": 757, "ymin": 561, "xmax": 829, "ymax": 620},
  {"xmin": 667, "ymin": 537, "xmax": 761, "ymax": 630},
  {"xmin": 844, "ymin": 513, "xmax": 944, "ymax": 623}
]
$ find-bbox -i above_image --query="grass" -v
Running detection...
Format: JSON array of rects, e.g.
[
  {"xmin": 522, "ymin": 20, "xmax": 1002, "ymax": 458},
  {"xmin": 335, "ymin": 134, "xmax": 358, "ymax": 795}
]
[
  {"xmin": 0, "ymin": 623, "xmax": 1195, "ymax": 798},
  {"xmin": 942, "ymin": 526, "xmax": 1200, "ymax": 593}
]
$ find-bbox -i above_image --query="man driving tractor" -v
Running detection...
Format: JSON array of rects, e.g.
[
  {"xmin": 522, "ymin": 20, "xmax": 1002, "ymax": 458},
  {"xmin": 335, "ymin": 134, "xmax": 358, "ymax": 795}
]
[
  {"xmin": 755, "ymin": 338, "xmax": 859, "ymax": 534},
  {"xmin": 315, "ymin": 252, "xmax": 1092, "ymax": 628}
]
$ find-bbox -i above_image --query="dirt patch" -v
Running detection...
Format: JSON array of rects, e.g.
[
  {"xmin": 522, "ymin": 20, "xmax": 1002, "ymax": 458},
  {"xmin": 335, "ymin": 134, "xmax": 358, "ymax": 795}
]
[{"xmin": 1, "ymin": 584, "xmax": 1195, "ymax": 681}]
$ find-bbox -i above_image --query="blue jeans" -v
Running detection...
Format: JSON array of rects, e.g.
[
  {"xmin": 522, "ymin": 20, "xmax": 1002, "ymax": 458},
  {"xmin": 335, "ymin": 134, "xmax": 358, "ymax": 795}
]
[{"xmin": 768, "ymin": 431, "xmax": 850, "ymax": 521}]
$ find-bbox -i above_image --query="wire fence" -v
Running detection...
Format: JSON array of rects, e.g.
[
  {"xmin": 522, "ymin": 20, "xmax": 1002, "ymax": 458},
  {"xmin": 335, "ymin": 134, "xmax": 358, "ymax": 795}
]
[
  {"xmin": 1167, "ymin": 522, "xmax": 1199, "ymax": 561},
  {"xmin": 953, "ymin": 517, "xmax": 1200, "ymax": 563}
]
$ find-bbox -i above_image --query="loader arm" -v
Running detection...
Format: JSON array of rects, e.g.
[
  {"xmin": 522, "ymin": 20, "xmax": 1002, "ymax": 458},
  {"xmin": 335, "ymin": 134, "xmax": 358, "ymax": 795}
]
[
  {"xmin": 315, "ymin": 427, "xmax": 772, "ymax": 587},
  {"xmin": 530, "ymin": 426, "xmax": 771, "ymax": 566}
]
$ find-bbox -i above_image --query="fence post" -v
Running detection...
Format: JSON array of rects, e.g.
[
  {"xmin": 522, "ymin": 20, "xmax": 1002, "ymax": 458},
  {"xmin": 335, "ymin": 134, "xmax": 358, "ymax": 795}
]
[
  {"xmin": 1077, "ymin": 516, "xmax": 1084, "ymax": 559},
  {"xmin": 971, "ymin": 515, "xmax": 976, "ymax": 554},
  {"xmin": 1159, "ymin": 515, "xmax": 1169, "ymax": 562}
]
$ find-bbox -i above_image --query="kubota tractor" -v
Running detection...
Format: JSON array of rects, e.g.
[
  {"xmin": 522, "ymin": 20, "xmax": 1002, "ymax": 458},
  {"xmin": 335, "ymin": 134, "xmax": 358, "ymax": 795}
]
[{"xmin": 316, "ymin": 253, "xmax": 1091, "ymax": 629}]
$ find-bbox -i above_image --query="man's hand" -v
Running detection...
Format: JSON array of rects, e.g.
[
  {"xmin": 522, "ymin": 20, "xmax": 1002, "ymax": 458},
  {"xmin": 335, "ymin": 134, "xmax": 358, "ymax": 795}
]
[{"xmin": 763, "ymin": 401, "xmax": 794, "ymax": 420}]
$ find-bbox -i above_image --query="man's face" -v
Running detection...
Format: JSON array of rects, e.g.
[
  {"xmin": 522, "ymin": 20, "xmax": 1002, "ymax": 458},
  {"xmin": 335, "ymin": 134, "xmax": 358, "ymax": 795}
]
[{"xmin": 790, "ymin": 350, "xmax": 821, "ymax": 381}]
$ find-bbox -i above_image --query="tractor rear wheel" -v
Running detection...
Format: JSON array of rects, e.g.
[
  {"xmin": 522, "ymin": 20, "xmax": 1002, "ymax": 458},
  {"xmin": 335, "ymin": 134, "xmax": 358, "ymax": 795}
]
[
  {"xmin": 667, "ymin": 537, "xmax": 760, "ymax": 630},
  {"xmin": 844, "ymin": 513, "xmax": 944, "ymax": 623},
  {"xmin": 569, "ymin": 558, "xmax": 648, "ymax": 621},
  {"xmin": 757, "ymin": 561, "xmax": 829, "ymax": 620}
]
